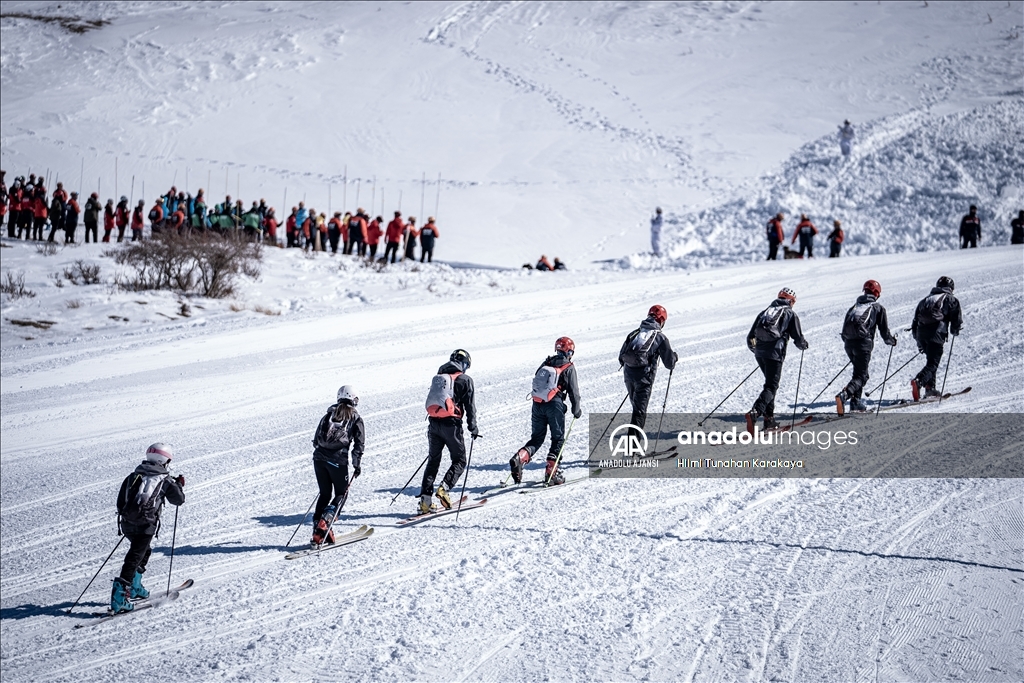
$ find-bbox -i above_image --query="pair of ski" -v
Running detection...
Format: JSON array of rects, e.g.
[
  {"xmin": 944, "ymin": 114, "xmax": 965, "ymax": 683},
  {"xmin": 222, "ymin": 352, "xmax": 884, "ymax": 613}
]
[
  {"xmin": 396, "ymin": 496, "xmax": 489, "ymax": 526},
  {"xmin": 285, "ymin": 524, "xmax": 374, "ymax": 559},
  {"xmin": 75, "ymin": 579, "xmax": 195, "ymax": 628},
  {"xmin": 811, "ymin": 387, "xmax": 972, "ymax": 425}
]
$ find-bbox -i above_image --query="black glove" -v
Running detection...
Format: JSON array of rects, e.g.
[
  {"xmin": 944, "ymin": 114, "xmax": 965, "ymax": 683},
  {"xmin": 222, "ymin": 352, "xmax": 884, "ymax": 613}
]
[
  {"xmin": 470, "ymin": 427, "xmax": 480, "ymax": 439},
  {"xmin": 175, "ymin": 475, "xmax": 185, "ymax": 488},
  {"xmin": 886, "ymin": 335, "xmax": 897, "ymax": 347},
  {"xmin": 796, "ymin": 340, "xmax": 809, "ymax": 351},
  {"xmin": 353, "ymin": 466, "xmax": 361, "ymax": 479},
  {"xmin": 573, "ymin": 406, "xmax": 582, "ymax": 419}
]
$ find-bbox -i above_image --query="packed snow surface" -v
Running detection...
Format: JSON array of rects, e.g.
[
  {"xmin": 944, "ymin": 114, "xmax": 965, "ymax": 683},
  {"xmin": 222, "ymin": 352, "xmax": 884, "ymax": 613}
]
[{"xmin": 2, "ymin": 1, "xmax": 1023, "ymax": 681}]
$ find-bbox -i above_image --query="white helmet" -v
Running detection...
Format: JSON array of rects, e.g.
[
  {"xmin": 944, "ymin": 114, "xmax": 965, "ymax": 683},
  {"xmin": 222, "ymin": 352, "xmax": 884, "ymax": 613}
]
[
  {"xmin": 145, "ymin": 442, "xmax": 173, "ymax": 465},
  {"xmin": 337, "ymin": 385, "xmax": 358, "ymax": 406}
]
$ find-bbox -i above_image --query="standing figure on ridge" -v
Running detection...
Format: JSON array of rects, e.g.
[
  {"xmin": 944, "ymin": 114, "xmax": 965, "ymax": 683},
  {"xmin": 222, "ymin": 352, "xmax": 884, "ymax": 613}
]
[
  {"xmin": 959, "ymin": 205, "xmax": 981, "ymax": 249},
  {"xmin": 651, "ymin": 207, "xmax": 663, "ymax": 257},
  {"xmin": 766, "ymin": 212, "xmax": 784, "ymax": 261},
  {"xmin": 838, "ymin": 119, "xmax": 855, "ymax": 157},
  {"xmin": 791, "ymin": 214, "xmax": 818, "ymax": 258}
]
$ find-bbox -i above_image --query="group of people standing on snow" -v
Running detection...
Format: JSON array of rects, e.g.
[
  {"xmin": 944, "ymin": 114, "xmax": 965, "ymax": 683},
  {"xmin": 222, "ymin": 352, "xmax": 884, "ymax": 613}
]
[{"xmin": 108, "ymin": 274, "xmax": 964, "ymax": 614}]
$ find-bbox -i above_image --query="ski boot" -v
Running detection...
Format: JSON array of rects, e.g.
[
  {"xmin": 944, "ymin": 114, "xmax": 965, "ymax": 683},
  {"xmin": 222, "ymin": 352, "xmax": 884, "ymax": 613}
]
[
  {"xmin": 835, "ymin": 389, "xmax": 849, "ymax": 416},
  {"xmin": 509, "ymin": 448, "xmax": 530, "ymax": 484},
  {"xmin": 111, "ymin": 577, "xmax": 134, "ymax": 614},
  {"xmin": 924, "ymin": 386, "xmax": 941, "ymax": 399},
  {"xmin": 544, "ymin": 459, "xmax": 565, "ymax": 486},
  {"xmin": 744, "ymin": 409, "xmax": 759, "ymax": 435},
  {"xmin": 130, "ymin": 569, "xmax": 149, "ymax": 600},
  {"xmin": 324, "ymin": 529, "xmax": 336, "ymax": 545},
  {"xmin": 418, "ymin": 494, "xmax": 437, "ymax": 515},
  {"xmin": 911, "ymin": 378, "xmax": 921, "ymax": 402},
  {"xmin": 311, "ymin": 505, "xmax": 336, "ymax": 546},
  {"xmin": 849, "ymin": 397, "xmax": 868, "ymax": 412},
  {"xmin": 435, "ymin": 484, "xmax": 453, "ymax": 510},
  {"xmin": 763, "ymin": 415, "xmax": 780, "ymax": 431}
]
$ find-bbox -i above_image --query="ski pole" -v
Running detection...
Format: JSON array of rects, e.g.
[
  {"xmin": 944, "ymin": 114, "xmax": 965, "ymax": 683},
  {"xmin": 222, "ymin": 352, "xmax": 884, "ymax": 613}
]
[
  {"xmin": 166, "ymin": 506, "xmax": 179, "ymax": 597},
  {"xmin": 652, "ymin": 368, "xmax": 673, "ymax": 457},
  {"xmin": 588, "ymin": 393, "xmax": 629, "ymax": 458},
  {"xmin": 804, "ymin": 360, "xmax": 851, "ymax": 412},
  {"xmin": 938, "ymin": 335, "xmax": 956, "ymax": 402},
  {"xmin": 698, "ymin": 366, "xmax": 757, "ymax": 426},
  {"xmin": 875, "ymin": 342, "xmax": 895, "ymax": 415},
  {"xmin": 285, "ymin": 493, "xmax": 318, "ymax": 547},
  {"xmin": 390, "ymin": 454, "xmax": 429, "ymax": 506},
  {"xmin": 316, "ymin": 474, "xmax": 356, "ymax": 554},
  {"xmin": 790, "ymin": 349, "xmax": 804, "ymax": 429},
  {"xmin": 66, "ymin": 536, "xmax": 125, "ymax": 614},
  {"xmin": 455, "ymin": 435, "xmax": 478, "ymax": 522},
  {"xmin": 865, "ymin": 352, "xmax": 920, "ymax": 396},
  {"xmin": 545, "ymin": 416, "xmax": 577, "ymax": 486}
]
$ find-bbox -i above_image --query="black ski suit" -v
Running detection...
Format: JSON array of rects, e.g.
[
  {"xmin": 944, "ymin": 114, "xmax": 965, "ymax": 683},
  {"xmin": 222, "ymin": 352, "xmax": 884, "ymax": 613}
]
[
  {"xmin": 311, "ymin": 404, "xmax": 365, "ymax": 522},
  {"xmin": 421, "ymin": 361, "xmax": 478, "ymax": 497},
  {"xmin": 747, "ymin": 299, "xmax": 809, "ymax": 418},
  {"xmin": 521, "ymin": 353, "xmax": 582, "ymax": 462},
  {"xmin": 116, "ymin": 461, "xmax": 185, "ymax": 583},
  {"xmin": 840, "ymin": 294, "xmax": 896, "ymax": 400},
  {"xmin": 911, "ymin": 286, "xmax": 962, "ymax": 390},
  {"xmin": 959, "ymin": 213, "xmax": 981, "ymax": 249},
  {"xmin": 619, "ymin": 316, "xmax": 677, "ymax": 428}
]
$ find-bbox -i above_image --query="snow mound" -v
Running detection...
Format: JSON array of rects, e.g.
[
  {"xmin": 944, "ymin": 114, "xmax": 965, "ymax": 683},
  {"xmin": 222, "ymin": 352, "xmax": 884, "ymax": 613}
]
[{"xmin": 624, "ymin": 100, "xmax": 1023, "ymax": 270}]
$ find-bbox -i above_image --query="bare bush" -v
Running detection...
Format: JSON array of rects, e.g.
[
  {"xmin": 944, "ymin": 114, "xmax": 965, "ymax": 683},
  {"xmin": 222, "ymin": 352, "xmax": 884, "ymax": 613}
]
[
  {"xmin": 66, "ymin": 299, "xmax": 83, "ymax": 309},
  {"xmin": 49, "ymin": 272, "xmax": 65, "ymax": 288},
  {"xmin": 63, "ymin": 260, "xmax": 102, "ymax": 285},
  {"xmin": 35, "ymin": 242, "xmax": 59, "ymax": 256},
  {"xmin": 1, "ymin": 270, "xmax": 36, "ymax": 300},
  {"xmin": 108, "ymin": 234, "xmax": 262, "ymax": 299}
]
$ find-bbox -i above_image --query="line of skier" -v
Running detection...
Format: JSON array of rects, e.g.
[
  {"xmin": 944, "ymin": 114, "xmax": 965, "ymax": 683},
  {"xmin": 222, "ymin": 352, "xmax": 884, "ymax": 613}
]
[{"xmin": 101, "ymin": 276, "xmax": 964, "ymax": 614}]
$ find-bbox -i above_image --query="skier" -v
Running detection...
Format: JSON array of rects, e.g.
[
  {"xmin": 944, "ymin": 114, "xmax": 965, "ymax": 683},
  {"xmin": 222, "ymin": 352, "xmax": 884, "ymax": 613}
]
[
  {"xmin": 421, "ymin": 349, "xmax": 479, "ymax": 514},
  {"xmin": 327, "ymin": 212, "xmax": 344, "ymax": 253},
  {"xmin": 509, "ymin": 337, "xmax": 583, "ymax": 486},
  {"xmin": 420, "ymin": 217, "xmax": 438, "ymax": 262},
  {"xmin": 651, "ymin": 207, "xmax": 663, "ymax": 256},
  {"xmin": 959, "ymin": 205, "xmax": 981, "ymax": 249},
  {"xmin": 0, "ymin": 171, "xmax": 7, "ymax": 237},
  {"xmin": 910, "ymin": 276, "xmax": 962, "ymax": 400},
  {"xmin": 346, "ymin": 210, "xmax": 367, "ymax": 256},
  {"xmin": 115, "ymin": 196, "xmax": 129, "ymax": 242},
  {"xmin": 745, "ymin": 288, "xmax": 809, "ymax": 432},
  {"xmin": 384, "ymin": 211, "xmax": 404, "ymax": 263},
  {"xmin": 148, "ymin": 197, "xmax": 165, "ymax": 235},
  {"xmin": 102, "ymin": 199, "xmax": 115, "ymax": 242},
  {"xmin": 791, "ymin": 214, "xmax": 818, "ymax": 258},
  {"xmin": 84, "ymin": 192, "xmax": 102, "ymax": 243},
  {"xmin": 309, "ymin": 386, "xmax": 364, "ymax": 546},
  {"xmin": 835, "ymin": 280, "xmax": 897, "ymax": 415},
  {"xmin": 64, "ymin": 192, "xmax": 80, "ymax": 244},
  {"xmin": 827, "ymin": 220, "xmax": 844, "ymax": 257},
  {"xmin": 765, "ymin": 212, "xmax": 784, "ymax": 260},
  {"xmin": 112, "ymin": 443, "xmax": 185, "ymax": 614},
  {"xmin": 1012, "ymin": 210, "xmax": 1024, "ymax": 245},
  {"xmin": 618, "ymin": 305, "xmax": 677, "ymax": 428},
  {"xmin": 46, "ymin": 192, "xmax": 65, "ymax": 243},
  {"xmin": 263, "ymin": 207, "xmax": 278, "ymax": 245},
  {"xmin": 130, "ymin": 200, "xmax": 145, "ymax": 241},
  {"xmin": 31, "ymin": 185, "xmax": 48, "ymax": 240},
  {"xmin": 403, "ymin": 217, "xmax": 419, "ymax": 261},
  {"xmin": 366, "ymin": 215, "xmax": 382, "ymax": 260},
  {"xmin": 838, "ymin": 119, "xmax": 855, "ymax": 157}
]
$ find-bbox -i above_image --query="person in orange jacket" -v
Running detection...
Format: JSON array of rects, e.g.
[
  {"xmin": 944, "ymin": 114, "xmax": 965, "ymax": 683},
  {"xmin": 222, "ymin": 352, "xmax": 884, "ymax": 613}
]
[
  {"xmin": 420, "ymin": 217, "xmax": 439, "ymax": 262},
  {"xmin": 317, "ymin": 212, "xmax": 328, "ymax": 251},
  {"xmin": 403, "ymin": 217, "xmax": 419, "ymax": 260},
  {"xmin": 31, "ymin": 186, "xmax": 49, "ymax": 241},
  {"xmin": 827, "ymin": 220, "xmax": 844, "ymax": 257},
  {"xmin": 765, "ymin": 212, "xmax": 784, "ymax": 260},
  {"xmin": 264, "ymin": 207, "xmax": 279, "ymax": 246},
  {"xmin": 301, "ymin": 211, "xmax": 314, "ymax": 250},
  {"xmin": 345, "ymin": 210, "xmax": 367, "ymax": 256},
  {"xmin": 102, "ymin": 199, "xmax": 116, "ymax": 242},
  {"xmin": 115, "ymin": 196, "xmax": 130, "ymax": 242},
  {"xmin": 149, "ymin": 198, "xmax": 165, "ymax": 235},
  {"xmin": 52, "ymin": 182, "xmax": 68, "ymax": 204},
  {"xmin": 384, "ymin": 211, "xmax": 404, "ymax": 263},
  {"xmin": 791, "ymin": 213, "xmax": 818, "ymax": 258},
  {"xmin": 63, "ymin": 192, "xmax": 81, "ymax": 243},
  {"xmin": 131, "ymin": 200, "xmax": 145, "ymax": 241},
  {"xmin": 366, "ymin": 215, "xmax": 383, "ymax": 259},
  {"xmin": 285, "ymin": 207, "xmax": 298, "ymax": 248},
  {"xmin": 170, "ymin": 205, "xmax": 186, "ymax": 235}
]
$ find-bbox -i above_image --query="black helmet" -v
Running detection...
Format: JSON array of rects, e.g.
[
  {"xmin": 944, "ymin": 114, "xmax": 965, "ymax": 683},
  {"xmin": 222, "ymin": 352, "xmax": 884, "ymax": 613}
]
[
  {"xmin": 936, "ymin": 276, "xmax": 954, "ymax": 290},
  {"xmin": 450, "ymin": 349, "xmax": 471, "ymax": 370}
]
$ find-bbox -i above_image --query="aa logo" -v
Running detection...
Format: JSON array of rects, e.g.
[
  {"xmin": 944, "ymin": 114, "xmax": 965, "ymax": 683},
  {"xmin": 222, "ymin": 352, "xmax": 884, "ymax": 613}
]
[{"xmin": 608, "ymin": 424, "xmax": 648, "ymax": 457}]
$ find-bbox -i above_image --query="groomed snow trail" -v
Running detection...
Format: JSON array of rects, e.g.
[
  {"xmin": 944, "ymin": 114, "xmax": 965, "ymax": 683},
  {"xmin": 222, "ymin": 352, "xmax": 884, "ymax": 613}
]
[{"xmin": 1, "ymin": 245, "xmax": 1021, "ymax": 681}]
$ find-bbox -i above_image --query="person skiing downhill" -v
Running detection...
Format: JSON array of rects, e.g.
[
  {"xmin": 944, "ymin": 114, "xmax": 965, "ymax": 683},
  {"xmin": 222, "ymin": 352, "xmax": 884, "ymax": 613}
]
[
  {"xmin": 651, "ymin": 207, "xmax": 663, "ymax": 256},
  {"xmin": 745, "ymin": 288, "xmax": 809, "ymax": 432},
  {"xmin": 835, "ymin": 280, "xmax": 897, "ymax": 415},
  {"xmin": 619, "ymin": 305, "xmax": 677, "ymax": 428},
  {"xmin": 766, "ymin": 213, "xmax": 785, "ymax": 261},
  {"xmin": 838, "ymin": 119, "xmax": 855, "ymax": 157},
  {"xmin": 509, "ymin": 337, "xmax": 583, "ymax": 486},
  {"xmin": 112, "ymin": 443, "xmax": 185, "ymax": 614},
  {"xmin": 421, "ymin": 349, "xmax": 479, "ymax": 514},
  {"xmin": 911, "ymin": 276, "xmax": 963, "ymax": 400},
  {"xmin": 309, "ymin": 386, "xmax": 365, "ymax": 546}
]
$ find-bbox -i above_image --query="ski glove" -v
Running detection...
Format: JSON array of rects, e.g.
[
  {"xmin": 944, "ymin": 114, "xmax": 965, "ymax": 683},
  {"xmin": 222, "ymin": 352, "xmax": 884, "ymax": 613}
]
[
  {"xmin": 470, "ymin": 427, "xmax": 480, "ymax": 439},
  {"xmin": 353, "ymin": 466, "xmax": 361, "ymax": 479},
  {"xmin": 796, "ymin": 340, "xmax": 809, "ymax": 351},
  {"xmin": 175, "ymin": 475, "xmax": 185, "ymax": 488},
  {"xmin": 885, "ymin": 335, "xmax": 897, "ymax": 347},
  {"xmin": 572, "ymin": 406, "xmax": 582, "ymax": 419}
]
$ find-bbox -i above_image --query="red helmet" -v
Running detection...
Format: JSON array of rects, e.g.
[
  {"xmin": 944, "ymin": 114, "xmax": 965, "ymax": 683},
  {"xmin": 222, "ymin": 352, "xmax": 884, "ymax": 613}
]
[
  {"xmin": 778, "ymin": 288, "xmax": 796, "ymax": 303},
  {"xmin": 555, "ymin": 337, "xmax": 575, "ymax": 355},
  {"xmin": 648, "ymin": 305, "xmax": 668, "ymax": 326},
  {"xmin": 863, "ymin": 280, "xmax": 881, "ymax": 297}
]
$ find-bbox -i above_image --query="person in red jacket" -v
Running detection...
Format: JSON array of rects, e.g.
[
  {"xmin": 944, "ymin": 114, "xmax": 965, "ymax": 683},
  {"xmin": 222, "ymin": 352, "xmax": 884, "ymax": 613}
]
[
  {"xmin": 0, "ymin": 171, "xmax": 7, "ymax": 237},
  {"xmin": 64, "ymin": 192, "xmax": 81, "ymax": 243},
  {"xmin": 149, "ymin": 198, "xmax": 165, "ymax": 235},
  {"xmin": 384, "ymin": 211, "xmax": 404, "ymax": 264},
  {"xmin": 827, "ymin": 220, "xmax": 844, "ymax": 257},
  {"xmin": 419, "ymin": 217, "xmax": 439, "ymax": 262},
  {"xmin": 131, "ymin": 200, "xmax": 145, "ymax": 241},
  {"xmin": 285, "ymin": 207, "xmax": 298, "ymax": 248},
  {"xmin": 403, "ymin": 217, "xmax": 419, "ymax": 261},
  {"xmin": 345, "ymin": 211, "xmax": 367, "ymax": 255},
  {"xmin": 765, "ymin": 212, "xmax": 784, "ymax": 260},
  {"xmin": 264, "ymin": 207, "xmax": 279, "ymax": 246},
  {"xmin": 366, "ymin": 215, "xmax": 383, "ymax": 260},
  {"xmin": 170, "ymin": 205, "xmax": 186, "ymax": 234},
  {"xmin": 32, "ymin": 186, "xmax": 49, "ymax": 241},
  {"xmin": 52, "ymin": 182, "xmax": 68, "ymax": 204},
  {"xmin": 102, "ymin": 199, "xmax": 115, "ymax": 242},
  {"xmin": 115, "ymin": 196, "xmax": 130, "ymax": 242},
  {"xmin": 790, "ymin": 213, "xmax": 818, "ymax": 258}
]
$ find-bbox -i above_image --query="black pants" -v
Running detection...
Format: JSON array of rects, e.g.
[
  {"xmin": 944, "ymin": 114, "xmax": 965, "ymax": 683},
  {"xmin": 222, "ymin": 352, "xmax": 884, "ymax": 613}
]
[
  {"xmin": 357, "ymin": 240, "xmax": 366, "ymax": 257},
  {"xmin": 798, "ymin": 236, "xmax": 814, "ymax": 258},
  {"xmin": 131, "ymin": 229, "xmax": 142, "ymax": 242},
  {"xmin": 829, "ymin": 241, "xmax": 842, "ymax": 257},
  {"xmin": 521, "ymin": 400, "xmax": 566, "ymax": 461},
  {"xmin": 117, "ymin": 227, "xmax": 126, "ymax": 242},
  {"xmin": 328, "ymin": 230, "xmax": 340, "ymax": 253},
  {"xmin": 33, "ymin": 216, "xmax": 46, "ymax": 240},
  {"xmin": 84, "ymin": 221, "xmax": 98, "ymax": 243},
  {"xmin": 119, "ymin": 533, "xmax": 153, "ymax": 582},
  {"xmin": 914, "ymin": 340, "xmax": 945, "ymax": 389},
  {"xmin": 625, "ymin": 373, "xmax": 654, "ymax": 428},
  {"xmin": 18, "ymin": 211, "xmax": 32, "ymax": 238},
  {"xmin": 767, "ymin": 241, "xmax": 780, "ymax": 260},
  {"xmin": 753, "ymin": 356, "xmax": 784, "ymax": 417},
  {"xmin": 313, "ymin": 459, "xmax": 349, "ymax": 522},
  {"xmin": 5, "ymin": 213, "xmax": 14, "ymax": 238},
  {"xmin": 47, "ymin": 224, "xmax": 61, "ymax": 242},
  {"xmin": 384, "ymin": 241, "xmax": 400, "ymax": 263},
  {"xmin": 368, "ymin": 243, "xmax": 378, "ymax": 259},
  {"xmin": 404, "ymin": 241, "xmax": 416, "ymax": 260},
  {"xmin": 842, "ymin": 340, "xmax": 873, "ymax": 399},
  {"xmin": 421, "ymin": 420, "xmax": 467, "ymax": 496},
  {"xmin": 66, "ymin": 226, "xmax": 76, "ymax": 243},
  {"xmin": 960, "ymin": 234, "xmax": 977, "ymax": 249}
]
